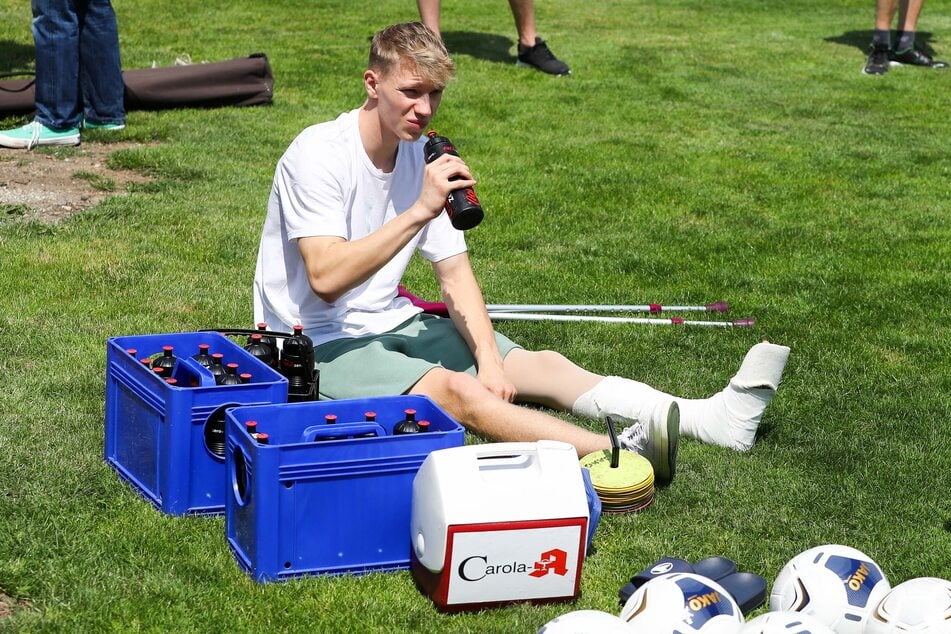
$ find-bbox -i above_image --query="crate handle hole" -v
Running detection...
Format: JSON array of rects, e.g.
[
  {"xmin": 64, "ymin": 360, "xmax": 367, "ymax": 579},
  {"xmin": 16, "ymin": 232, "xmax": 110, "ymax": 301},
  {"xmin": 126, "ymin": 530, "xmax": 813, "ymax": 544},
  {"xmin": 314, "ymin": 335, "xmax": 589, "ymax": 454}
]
[
  {"xmin": 205, "ymin": 403, "xmax": 241, "ymax": 461},
  {"xmin": 231, "ymin": 445, "xmax": 251, "ymax": 507}
]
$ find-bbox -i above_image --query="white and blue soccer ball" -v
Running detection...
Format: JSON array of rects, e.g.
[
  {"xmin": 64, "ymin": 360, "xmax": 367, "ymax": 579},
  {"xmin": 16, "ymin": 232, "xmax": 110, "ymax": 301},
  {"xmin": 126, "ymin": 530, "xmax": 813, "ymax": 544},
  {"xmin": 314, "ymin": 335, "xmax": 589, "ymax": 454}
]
[
  {"xmin": 770, "ymin": 544, "xmax": 891, "ymax": 634},
  {"xmin": 740, "ymin": 610, "xmax": 836, "ymax": 633},
  {"xmin": 537, "ymin": 609, "xmax": 630, "ymax": 634},
  {"xmin": 620, "ymin": 572, "xmax": 745, "ymax": 634},
  {"xmin": 863, "ymin": 577, "xmax": 951, "ymax": 633}
]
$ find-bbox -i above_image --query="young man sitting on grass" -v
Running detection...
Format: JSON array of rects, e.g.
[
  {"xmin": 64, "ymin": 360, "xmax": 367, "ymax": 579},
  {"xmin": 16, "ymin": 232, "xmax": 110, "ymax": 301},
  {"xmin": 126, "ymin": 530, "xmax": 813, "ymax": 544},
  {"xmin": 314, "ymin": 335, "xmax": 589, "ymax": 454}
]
[{"xmin": 253, "ymin": 21, "xmax": 791, "ymax": 485}]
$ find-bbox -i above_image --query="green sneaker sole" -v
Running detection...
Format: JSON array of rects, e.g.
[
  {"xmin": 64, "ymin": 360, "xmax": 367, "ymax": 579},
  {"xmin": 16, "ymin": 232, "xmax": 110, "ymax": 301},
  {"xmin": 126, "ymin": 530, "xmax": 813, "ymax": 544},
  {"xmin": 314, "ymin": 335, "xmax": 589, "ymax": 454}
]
[{"xmin": 648, "ymin": 402, "xmax": 680, "ymax": 486}]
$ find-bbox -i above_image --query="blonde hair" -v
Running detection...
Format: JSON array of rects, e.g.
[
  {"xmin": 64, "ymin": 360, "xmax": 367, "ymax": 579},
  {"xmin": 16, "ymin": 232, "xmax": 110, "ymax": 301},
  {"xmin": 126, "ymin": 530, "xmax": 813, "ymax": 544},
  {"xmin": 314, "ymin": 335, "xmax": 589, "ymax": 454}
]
[{"xmin": 369, "ymin": 22, "xmax": 455, "ymax": 87}]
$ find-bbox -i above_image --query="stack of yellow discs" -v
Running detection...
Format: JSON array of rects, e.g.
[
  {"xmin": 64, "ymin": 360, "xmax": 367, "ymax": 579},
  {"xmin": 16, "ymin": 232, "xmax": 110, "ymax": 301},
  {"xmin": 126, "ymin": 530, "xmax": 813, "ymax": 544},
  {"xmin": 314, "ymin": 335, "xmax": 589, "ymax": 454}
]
[{"xmin": 580, "ymin": 449, "xmax": 655, "ymax": 514}]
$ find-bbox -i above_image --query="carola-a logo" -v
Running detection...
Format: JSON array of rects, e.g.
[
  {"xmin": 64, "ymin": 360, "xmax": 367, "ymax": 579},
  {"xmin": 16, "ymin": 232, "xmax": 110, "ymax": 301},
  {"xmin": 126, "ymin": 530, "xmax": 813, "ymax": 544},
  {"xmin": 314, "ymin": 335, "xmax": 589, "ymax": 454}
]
[
  {"xmin": 457, "ymin": 549, "xmax": 570, "ymax": 581},
  {"xmin": 529, "ymin": 549, "xmax": 569, "ymax": 578}
]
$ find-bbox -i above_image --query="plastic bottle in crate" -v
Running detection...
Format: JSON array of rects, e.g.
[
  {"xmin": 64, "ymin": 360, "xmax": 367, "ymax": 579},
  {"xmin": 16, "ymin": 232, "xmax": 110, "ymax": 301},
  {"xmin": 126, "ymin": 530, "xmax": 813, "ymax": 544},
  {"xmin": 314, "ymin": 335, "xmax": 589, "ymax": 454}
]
[
  {"xmin": 219, "ymin": 363, "xmax": 243, "ymax": 386},
  {"xmin": 280, "ymin": 325, "xmax": 317, "ymax": 400},
  {"xmin": 208, "ymin": 353, "xmax": 227, "ymax": 384},
  {"xmin": 244, "ymin": 333, "xmax": 275, "ymax": 368},
  {"xmin": 151, "ymin": 345, "xmax": 177, "ymax": 374},
  {"xmin": 321, "ymin": 414, "xmax": 345, "ymax": 441},
  {"xmin": 394, "ymin": 408, "xmax": 420, "ymax": 435},
  {"xmin": 254, "ymin": 324, "xmax": 280, "ymax": 368},
  {"xmin": 192, "ymin": 343, "xmax": 214, "ymax": 368}
]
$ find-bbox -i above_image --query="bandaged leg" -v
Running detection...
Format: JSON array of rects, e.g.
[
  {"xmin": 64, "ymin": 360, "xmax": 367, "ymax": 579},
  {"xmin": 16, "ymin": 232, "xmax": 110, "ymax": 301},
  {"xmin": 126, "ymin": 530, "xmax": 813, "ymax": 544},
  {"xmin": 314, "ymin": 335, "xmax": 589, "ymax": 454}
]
[
  {"xmin": 675, "ymin": 341, "xmax": 790, "ymax": 451},
  {"xmin": 572, "ymin": 376, "xmax": 680, "ymax": 485}
]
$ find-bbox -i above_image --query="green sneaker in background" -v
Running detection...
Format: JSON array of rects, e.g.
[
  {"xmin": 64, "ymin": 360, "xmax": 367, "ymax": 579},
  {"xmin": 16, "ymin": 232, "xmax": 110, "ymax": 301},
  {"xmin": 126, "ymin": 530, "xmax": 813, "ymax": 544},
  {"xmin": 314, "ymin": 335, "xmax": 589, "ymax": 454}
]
[
  {"xmin": 0, "ymin": 121, "xmax": 80, "ymax": 149},
  {"xmin": 82, "ymin": 120, "xmax": 126, "ymax": 131}
]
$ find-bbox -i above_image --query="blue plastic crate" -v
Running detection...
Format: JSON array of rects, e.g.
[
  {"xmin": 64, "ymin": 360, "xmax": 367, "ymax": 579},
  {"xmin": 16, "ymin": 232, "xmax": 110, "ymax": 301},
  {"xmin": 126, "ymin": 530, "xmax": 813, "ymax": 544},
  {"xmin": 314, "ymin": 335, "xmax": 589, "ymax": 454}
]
[
  {"xmin": 224, "ymin": 395, "xmax": 464, "ymax": 582},
  {"xmin": 104, "ymin": 331, "xmax": 288, "ymax": 515}
]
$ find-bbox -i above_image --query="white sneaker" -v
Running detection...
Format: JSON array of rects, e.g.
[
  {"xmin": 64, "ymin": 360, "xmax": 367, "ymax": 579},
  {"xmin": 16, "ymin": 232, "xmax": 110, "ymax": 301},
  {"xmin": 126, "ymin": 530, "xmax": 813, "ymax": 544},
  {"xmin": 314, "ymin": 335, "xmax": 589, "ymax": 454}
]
[{"xmin": 618, "ymin": 400, "xmax": 680, "ymax": 486}]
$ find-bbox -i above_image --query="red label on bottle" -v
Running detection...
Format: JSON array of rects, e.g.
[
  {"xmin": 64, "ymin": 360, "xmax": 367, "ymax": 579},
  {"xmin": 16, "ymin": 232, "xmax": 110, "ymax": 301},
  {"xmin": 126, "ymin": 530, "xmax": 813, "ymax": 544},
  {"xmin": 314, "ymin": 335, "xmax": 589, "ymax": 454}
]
[{"xmin": 464, "ymin": 188, "xmax": 480, "ymax": 206}]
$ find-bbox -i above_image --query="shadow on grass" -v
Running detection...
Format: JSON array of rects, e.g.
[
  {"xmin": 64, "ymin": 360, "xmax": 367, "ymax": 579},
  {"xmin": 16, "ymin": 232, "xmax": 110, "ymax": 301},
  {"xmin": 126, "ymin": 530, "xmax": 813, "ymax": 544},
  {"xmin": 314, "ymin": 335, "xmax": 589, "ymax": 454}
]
[
  {"xmin": 0, "ymin": 40, "xmax": 34, "ymax": 76},
  {"xmin": 824, "ymin": 29, "xmax": 941, "ymax": 55},
  {"xmin": 442, "ymin": 30, "xmax": 515, "ymax": 64}
]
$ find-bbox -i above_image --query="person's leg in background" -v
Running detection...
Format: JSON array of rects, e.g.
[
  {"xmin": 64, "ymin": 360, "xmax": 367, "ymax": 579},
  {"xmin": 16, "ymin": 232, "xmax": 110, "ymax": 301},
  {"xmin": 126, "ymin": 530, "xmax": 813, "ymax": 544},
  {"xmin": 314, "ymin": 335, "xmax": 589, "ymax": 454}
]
[
  {"xmin": 0, "ymin": 0, "xmax": 82, "ymax": 147},
  {"xmin": 78, "ymin": 0, "xmax": 125, "ymax": 128},
  {"xmin": 890, "ymin": 0, "xmax": 947, "ymax": 67}
]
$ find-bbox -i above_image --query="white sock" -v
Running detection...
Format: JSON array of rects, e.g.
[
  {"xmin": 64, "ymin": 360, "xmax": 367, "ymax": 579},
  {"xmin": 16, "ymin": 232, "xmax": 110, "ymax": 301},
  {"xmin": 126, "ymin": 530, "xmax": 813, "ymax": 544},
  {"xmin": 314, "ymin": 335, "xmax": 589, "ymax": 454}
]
[{"xmin": 676, "ymin": 342, "xmax": 790, "ymax": 451}]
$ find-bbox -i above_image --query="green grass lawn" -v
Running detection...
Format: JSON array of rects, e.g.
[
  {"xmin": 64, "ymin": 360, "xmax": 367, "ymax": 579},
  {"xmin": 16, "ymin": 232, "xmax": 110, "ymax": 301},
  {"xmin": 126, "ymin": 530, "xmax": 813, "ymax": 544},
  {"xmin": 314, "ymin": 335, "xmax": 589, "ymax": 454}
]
[{"xmin": 1, "ymin": 0, "xmax": 949, "ymax": 631}]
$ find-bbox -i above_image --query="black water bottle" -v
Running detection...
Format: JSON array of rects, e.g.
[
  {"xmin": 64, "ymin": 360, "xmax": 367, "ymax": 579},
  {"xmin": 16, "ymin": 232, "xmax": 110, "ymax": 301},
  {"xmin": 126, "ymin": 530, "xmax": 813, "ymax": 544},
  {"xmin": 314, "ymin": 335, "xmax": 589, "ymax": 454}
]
[
  {"xmin": 394, "ymin": 408, "xmax": 420, "ymax": 435},
  {"xmin": 281, "ymin": 325, "xmax": 316, "ymax": 401},
  {"xmin": 208, "ymin": 353, "xmax": 228, "ymax": 384},
  {"xmin": 255, "ymin": 323, "xmax": 280, "ymax": 368},
  {"xmin": 192, "ymin": 343, "xmax": 214, "ymax": 368},
  {"xmin": 151, "ymin": 345, "xmax": 177, "ymax": 374},
  {"xmin": 244, "ymin": 333, "xmax": 275, "ymax": 368},
  {"xmin": 219, "ymin": 363, "xmax": 243, "ymax": 386},
  {"xmin": 423, "ymin": 131, "xmax": 484, "ymax": 230}
]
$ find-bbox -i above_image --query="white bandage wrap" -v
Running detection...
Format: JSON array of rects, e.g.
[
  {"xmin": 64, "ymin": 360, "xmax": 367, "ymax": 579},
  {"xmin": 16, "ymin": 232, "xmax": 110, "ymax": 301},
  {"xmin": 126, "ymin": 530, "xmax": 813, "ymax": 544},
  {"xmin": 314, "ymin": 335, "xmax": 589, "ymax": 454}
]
[
  {"xmin": 571, "ymin": 376, "xmax": 675, "ymax": 431},
  {"xmin": 676, "ymin": 342, "xmax": 790, "ymax": 451}
]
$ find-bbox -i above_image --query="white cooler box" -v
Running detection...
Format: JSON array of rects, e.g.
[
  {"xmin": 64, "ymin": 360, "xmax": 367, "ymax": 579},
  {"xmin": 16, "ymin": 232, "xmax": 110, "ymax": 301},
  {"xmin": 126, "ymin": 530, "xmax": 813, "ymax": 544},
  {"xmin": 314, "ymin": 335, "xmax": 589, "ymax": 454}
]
[{"xmin": 410, "ymin": 441, "xmax": 590, "ymax": 612}]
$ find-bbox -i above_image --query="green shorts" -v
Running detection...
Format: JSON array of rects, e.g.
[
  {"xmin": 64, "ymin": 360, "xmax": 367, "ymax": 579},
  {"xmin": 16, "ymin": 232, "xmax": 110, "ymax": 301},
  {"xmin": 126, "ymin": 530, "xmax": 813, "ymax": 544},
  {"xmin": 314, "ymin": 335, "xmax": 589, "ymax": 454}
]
[{"xmin": 315, "ymin": 313, "xmax": 521, "ymax": 400}]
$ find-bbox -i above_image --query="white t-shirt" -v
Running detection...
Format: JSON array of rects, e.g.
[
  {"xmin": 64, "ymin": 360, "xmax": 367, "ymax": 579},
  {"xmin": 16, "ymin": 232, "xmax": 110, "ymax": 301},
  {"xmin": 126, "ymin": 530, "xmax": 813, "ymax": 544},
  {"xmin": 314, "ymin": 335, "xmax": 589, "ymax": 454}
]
[{"xmin": 253, "ymin": 109, "xmax": 466, "ymax": 346}]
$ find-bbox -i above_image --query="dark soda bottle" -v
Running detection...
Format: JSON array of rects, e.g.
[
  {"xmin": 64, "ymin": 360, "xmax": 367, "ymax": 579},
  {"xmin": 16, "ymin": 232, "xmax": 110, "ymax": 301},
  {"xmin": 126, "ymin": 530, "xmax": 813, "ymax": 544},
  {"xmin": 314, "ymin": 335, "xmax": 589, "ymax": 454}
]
[
  {"xmin": 357, "ymin": 411, "xmax": 379, "ymax": 438},
  {"xmin": 244, "ymin": 333, "xmax": 275, "ymax": 368},
  {"xmin": 239, "ymin": 373, "xmax": 253, "ymax": 384},
  {"xmin": 394, "ymin": 408, "xmax": 420, "ymax": 435},
  {"xmin": 281, "ymin": 325, "xmax": 316, "ymax": 400},
  {"xmin": 321, "ymin": 413, "xmax": 345, "ymax": 441},
  {"xmin": 151, "ymin": 345, "xmax": 177, "ymax": 374},
  {"xmin": 219, "ymin": 362, "xmax": 242, "ymax": 386},
  {"xmin": 192, "ymin": 343, "xmax": 214, "ymax": 368},
  {"xmin": 256, "ymin": 432, "xmax": 269, "ymax": 445},
  {"xmin": 423, "ymin": 131, "xmax": 484, "ymax": 230},
  {"xmin": 245, "ymin": 420, "xmax": 258, "ymax": 437},
  {"xmin": 209, "ymin": 353, "xmax": 227, "ymax": 384},
  {"xmin": 417, "ymin": 420, "xmax": 431, "ymax": 433},
  {"xmin": 255, "ymin": 323, "xmax": 280, "ymax": 368}
]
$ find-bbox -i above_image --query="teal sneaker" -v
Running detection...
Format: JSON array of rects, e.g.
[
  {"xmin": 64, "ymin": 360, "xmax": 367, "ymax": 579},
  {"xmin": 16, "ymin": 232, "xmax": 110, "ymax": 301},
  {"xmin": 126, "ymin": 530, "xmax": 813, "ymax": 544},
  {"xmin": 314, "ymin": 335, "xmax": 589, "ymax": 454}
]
[
  {"xmin": 82, "ymin": 120, "xmax": 126, "ymax": 131},
  {"xmin": 0, "ymin": 121, "xmax": 80, "ymax": 149}
]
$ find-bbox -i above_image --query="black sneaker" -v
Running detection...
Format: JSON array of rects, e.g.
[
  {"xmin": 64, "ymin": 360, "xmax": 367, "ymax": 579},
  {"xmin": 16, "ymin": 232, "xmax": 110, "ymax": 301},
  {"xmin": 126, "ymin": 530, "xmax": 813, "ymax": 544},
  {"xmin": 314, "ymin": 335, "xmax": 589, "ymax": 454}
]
[
  {"xmin": 889, "ymin": 47, "xmax": 950, "ymax": 68},
  {"xmin": 863, "ymin": 44, "xmax": 890, "ymax": 75},
  {"xmin": 517, "ymin": 37, "xmax": 571, "ymax": 76}
]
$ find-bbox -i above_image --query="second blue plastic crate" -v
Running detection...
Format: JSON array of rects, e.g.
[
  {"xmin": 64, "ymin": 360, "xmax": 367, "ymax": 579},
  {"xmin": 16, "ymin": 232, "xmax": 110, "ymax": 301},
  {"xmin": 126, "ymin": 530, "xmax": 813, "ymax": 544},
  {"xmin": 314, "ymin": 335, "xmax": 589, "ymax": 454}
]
[{"xmin": 224, "ymin": 395, "xmax": 465, "ymax": 582}]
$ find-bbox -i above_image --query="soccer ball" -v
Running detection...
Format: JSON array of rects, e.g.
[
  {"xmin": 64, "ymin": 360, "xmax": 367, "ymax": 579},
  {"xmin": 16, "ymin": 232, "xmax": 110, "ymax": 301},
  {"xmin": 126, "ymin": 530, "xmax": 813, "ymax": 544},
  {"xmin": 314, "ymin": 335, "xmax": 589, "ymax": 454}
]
[
  {"xmin": 863, "ymin": 577, "xmax": 951, "ymax": 633},
  {"xmin": 770, "ymin": 544, "xmax": 891, "ymax": 634},
  {"xmin": 740, "ymin": 611, "xmax": 836, "ymax": 633},
  {"xmin": 537, "ymin": 609, "xmax": 630, "ymax": 634},
  {"xmin": 620, "ymin": 572, "xmax": 745, "ymax": 633}
]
